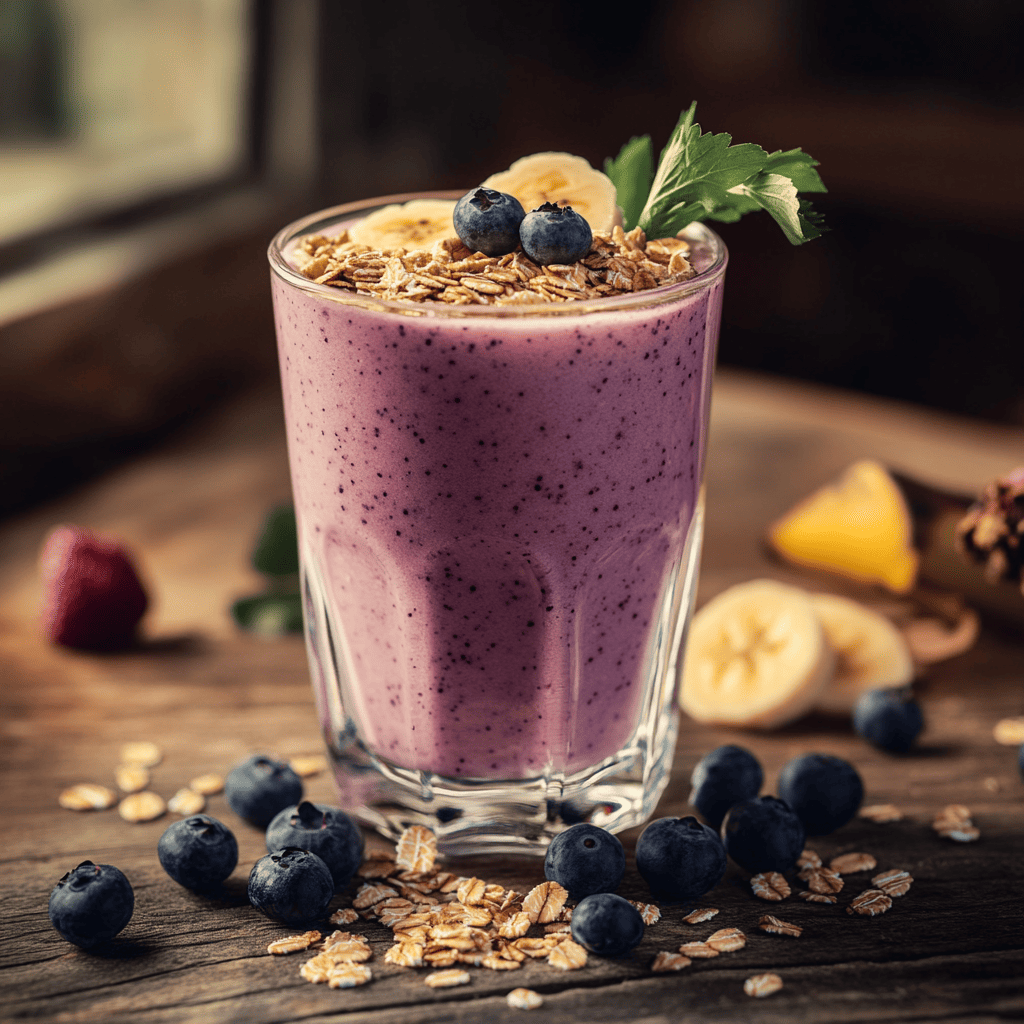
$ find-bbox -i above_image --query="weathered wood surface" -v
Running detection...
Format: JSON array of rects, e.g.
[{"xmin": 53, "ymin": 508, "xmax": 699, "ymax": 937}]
[{"xmin": 1, "ymin": 370, "xmax": 1023, "ymax": 1024}]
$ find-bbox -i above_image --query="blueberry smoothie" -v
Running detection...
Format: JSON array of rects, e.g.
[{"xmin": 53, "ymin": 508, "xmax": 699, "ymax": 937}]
[{"xmin": 269, "ymin": 197, "xmax": 726, "ymax": 843}]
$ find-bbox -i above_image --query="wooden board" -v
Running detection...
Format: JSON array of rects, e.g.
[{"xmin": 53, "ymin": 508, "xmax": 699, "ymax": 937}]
[{"xmin": 2, "ymin": 370, "xmax": 1023, "ymax": 1023}]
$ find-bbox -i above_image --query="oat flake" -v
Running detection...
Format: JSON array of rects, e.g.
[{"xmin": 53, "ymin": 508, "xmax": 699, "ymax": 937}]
[
  {"xmin": 872, "ymin": 869, "xmax": 913, "ymax": 897},
  {"xmin": 59, "ymin": 783, "xmax": 118, "ymax": 810},
  {"xmin": 830, "ymin": 852, "xmax": 877, "ymax": 875},
  {"xmin": 396, "ymin": 824, "xmax": 437, "ymax": 873},
  {"xmin": 326, "ymin": 963, "xmax": 372, "ymax": 988},
  {"xmin": 268, "ymin": 931, "xmax": 321, "ymax": 954},
  {"xmin": 759, "ymin": 915, "xmax": 802, "ymax": 937},
  {"xmin": 329, "ymin": 908, "xmax": 359, "ymax": 926},
  {"xmin": 118, "ymin": 791, "xmax": 166, "ymax": 822},
  {"xmin": 797, "ymin": 849, "xmax": 822, "ymax": 870},
  {"xmin": 804, "ymin": 867, "xmax": 844, "ymax": 894},
  {"xmin": 751, "ymin": 872, "xmax": 791, "ymax": 901},
  {"xmin": 188, "ymin": 772, "xmax": 224, "ymax": 795},
  {"xmin": 424, "ymin": 968, "xmax": 470, "ymax": 988},
  {"xmin": 682, "ymin": 907, "xmax": 719, "ymax": 924},
  {"xmin": 522, "ymin": 881, "xmax": 568, "ymax": 924},
  {"xmin": 481, "ymin": 955, "xmax": 522, "ymax": 971},
  {"xmin": 798, "ymin": 891, "xmax": 837, "ymax": 904},
  {"xmin": 115, "ymin": 764, "xmax": 150, "ymax": 793},
  {"xmin": 651, "ymin": 951, "xmax": 692, "ymax": 972},
  {"xmin": 548, "ymin": 939, "xmax": 587, "ymax": 971},
  {"xmin": 847, "ymin": 889, "xmax": 893, "ymax": 917},
  {"xmin": 119, "ymin": 741, "xmax": 162, "ymax": 767},
  {"xmin": 706, "ymin": 927, "xmax": 746, "ymax": 952},
  {"xmin": 507, "ymin": 988, "xmax": 544, "ymax": 1010},
  {"xmin": 167, "ymin": 787, "xmax": 205, "ymax": 815},
  {"xmin": 289, "ymin": 754, "xmax": 327, "ymax": 777},
  {"xmin": 745, "ymin": 973, "xmax": 783, "ymax": 998},
  {"xmin": 859, "ymin": 803, "xmax": 904, "ymax": 823},
  {"xmin": 678, "ymin": 941, "xmax": 719, "ymax": 958},
  {"xmin": 631, "ymin": 901, "xmax": 661, "ymax": 925}
]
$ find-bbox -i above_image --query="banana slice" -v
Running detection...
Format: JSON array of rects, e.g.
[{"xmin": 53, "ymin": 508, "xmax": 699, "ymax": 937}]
[
  {"xmin": 680, "ymin": 579, "xmax": 834, "ymax": 730},
  {"xmin": 348, "ymin": 198, "xmax": 457, "ymax": 251},
  {"xmin": 810, "ymin": 594, "xmax": 914, "ymax": 714},
  {"xmin": 482, "ymin": 152, "xmax": 619, "ymax": 233}
]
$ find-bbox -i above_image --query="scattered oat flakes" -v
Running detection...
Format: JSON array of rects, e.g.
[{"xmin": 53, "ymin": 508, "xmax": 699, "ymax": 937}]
[
  {"xmin": 327, "ymin": 963, "xmax": 372, "ymax": 988},
  {"xmin": 798, "ymin": 891, "xmax": 837, "ymax": 904},
  {"xmin": 983, "ymin": 776, "xmax": 1001, "ymax": 793},
  {"xmin": 330, "ymin": 908, "xmax": 360, "ymax": 926},
  {"xmin": 797, "ymin": 849, "xmax": 822, "ymax": 870},
  {"xmin": 847, "ymin": 889, "xmax": 893, "ymax": 917},
  {"xmin": 385, "ymin": 942, "xmax": 424, "ymax": 967},
  {"xmin": 188, "ymin": 772, "xmax": 224, "ymax": 795},
  {"xmin": 300, "ymin": 956, "xmax": 331, "ymax": 984},
  {"xmin": 359, "ymin": 857, "xmax": 398, "ymax": 880},
  {"xmin": 507, "ymin": 988, "xmax": 544, "ymax": 1010},
  {"xmin": 804, "ymin": 867, "xmax": 844, "ymax": 894},
  {"xmin": 424, "ymin": 968, "xmax": 470, "ymax": 988},
  {"xmin": 522, "ymin": 881, "xmax": 568, "ymax": 924},
  {"xmin": 751, "ymin": 872, "xmax": 791, "ymax": 901},
  {"xmin": 396, "ymin": 824, "xmax": 437, "ymax": 873},
  {"xmin": 859, "ymin": 803, "xmax": 904, "ymax": 823},
  {"xmin": 548, "ymin": 939, "xmax": 587, "ymax": 971},
  {"xmin": 542, "ymin": 922, "xmax": 572, "ymax": 935},
  {"xmin": 118, "ymin": 791, "xmax": 166, "ymax": 822},
  {"xmin": 321, "ymin": 937, "xmax": 372, "ymax": 962},
  {"xmin": 938, "ymin": 824, "xmax": 980, "ymax": 842},
  {"xmin": 745, "ymin": 972, "xmax": 783, "ymax": 998},
  {"xmin": 706, "ymin": 927, "xmax": 746, "ymax": 952},
  {"xmin": 115, "ymin": 763, "xmax": 150, "ymax": 793},
  {"xmin": 759, "ymin": 915, "xmax": 802, "ymax": 937},
  {"xmin": 871, "ymin": 869, "xmax": 913, "ymax": 897},
  {"xmin": 59, "ymin": 783, "xmax": 118, "ymax": 810},
  {"xmin": 120, "ymin": 741, "xmax": 162, "ymax": 767},
  {"xmin": 379, "ymin": 904, "xmax": 417, "ymax": 927},
  {"xmin": 932, "ymin": 804, "xmax": 980, "ymax": 841},
  {"xmin": 936, "ymin": 803, "xmax": 972, "ymax": 824},
  {"xmin": 683, "ymin": 907, "xmax": 719, "ymax": 924},
  {"xmin": 354, "ymin": 883, "xmax": 398, "ymax": 909},
  {"xmin": 652, "ymin": 951, "xmax": 692, "ymax": 972},
  {"xmin": 289, "ymin": 754, "xmax": 327, "ymax": 777},
  {"xmin": 456, "ymin": 877, "xmax": 488, "ymax": 906},
  {"xmin": 167, "ymin": 787, "xmax": 205, "ymax": 815},
  {"xmin": 993, "ymin": 717, "xmax": 1024, "ymax": 746},
  {"xmin": 830, "ymin": 852, "xmax": 876, "ymax": 875},
  {"xmin": 268, "ymin": 931, "xmax": 321, "ymax": 954},
  {"xmin": 631, "ymin": 902, "xmax": 661, "ymax": 925},
  {"xmin": 678, "ymin": 941, "xmax": 719, "ymax": 958},
  {"xmin": 482, "ymin": 955, "xmax": 522, "ymax": 971},
  {"xmin": 425, "ymin": 947, "xmax": 461, "ymax": 967},
  {"xmin": 499, "ymin": 912, "xmax": 532, "ymax": 939}
]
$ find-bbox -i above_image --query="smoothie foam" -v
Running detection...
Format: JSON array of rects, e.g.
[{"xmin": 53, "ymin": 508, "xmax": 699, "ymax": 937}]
[{"xmin": 272, "ymin": 231, "xmax": 723, "ymax": 781}]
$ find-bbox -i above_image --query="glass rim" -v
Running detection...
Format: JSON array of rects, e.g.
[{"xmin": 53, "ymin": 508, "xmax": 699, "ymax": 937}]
[{"xmin": 267, "ymin": 191, "xmax": 728, "ymax": 319}]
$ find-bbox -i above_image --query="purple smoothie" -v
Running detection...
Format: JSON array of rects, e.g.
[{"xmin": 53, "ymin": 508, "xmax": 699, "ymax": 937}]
[{"xmin": 272, "ymin": 221, "xmax": 725, "ymax": 782}]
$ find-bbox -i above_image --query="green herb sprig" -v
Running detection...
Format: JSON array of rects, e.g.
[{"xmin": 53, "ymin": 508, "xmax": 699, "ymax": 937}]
[{"xmin": 604, "ymin": 102, "xmax": 827, "ymax": 244}]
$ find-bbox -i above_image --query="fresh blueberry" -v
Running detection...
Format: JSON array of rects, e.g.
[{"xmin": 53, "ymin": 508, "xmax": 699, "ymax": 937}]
[
  {"xmin": 544, "ymin": 823, "xmax": 625, "ymax": 899},
  {"xmin": 853, "ymin": 687, "xmax": 924, "ymax": 754},
  {"xmin": 519, "ymin": 202, "xmax": 593, "ymax": 266},
  {"xmin": 158, "ymin": 814, "xmax": 238, "ymax": 891},
  {"xmin": 721, "ymin": 796, "xmax": 805, "ymax": 874},
  {"xmin": 265, "ymin": 801, "xmax": 364, "ymax": 891},
  {"xmin": 248, "ymin": 847, "xmax": 334, "ymax": 925},
  {"xmin": 689, "ymin": 744, "xmax": 764, "ymax": 829},
  {"xmin": 225, "ymin": 754, "xmax": 303, "ymax": 827},
  {"xmin": 48, "ymin": 860, "xmax": 134, "ymax": 949},
  {"xmin": 570, "ymin": 892, "xmax": 644, "ymax": 957},
  {"xmin": 777, "ymin": 753, "xmax": 864, "ymax": 836},
  {"xmin": 635, "ymin": 815, "xmax": 727, "ymax": 902},
  {"xmin": 453, "ymin": 188, "xmax": 525, "ymax": 257}
]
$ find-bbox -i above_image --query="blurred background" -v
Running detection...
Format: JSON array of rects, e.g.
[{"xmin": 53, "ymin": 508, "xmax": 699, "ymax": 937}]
[{"xmin": 1, "ymin": 0, "xmax": 1022, "ymax": 520}]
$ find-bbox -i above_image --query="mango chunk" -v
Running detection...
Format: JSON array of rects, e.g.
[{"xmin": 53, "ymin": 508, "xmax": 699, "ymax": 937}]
[{"xmin": 768, "ymin": 460, "xmax": 919, "ymax": 593}]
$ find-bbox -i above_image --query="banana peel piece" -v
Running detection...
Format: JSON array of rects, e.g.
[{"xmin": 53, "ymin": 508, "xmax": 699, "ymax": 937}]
[
  {"xmin": 810, "ymin": 593, "xmax": 914, "ymax": 713},
  {"xmin": 680, "ymin": 579, "xmax": 834, "ymax": 730},
  {"xmin": 768, "ymin": 460, "xmax": 919, "ymax": 594}
]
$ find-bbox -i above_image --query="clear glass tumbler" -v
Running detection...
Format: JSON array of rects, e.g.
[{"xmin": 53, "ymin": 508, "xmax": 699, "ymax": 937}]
[{"xmin": 268, "ymin": 194, "xmax": 727, "ymax": 855}]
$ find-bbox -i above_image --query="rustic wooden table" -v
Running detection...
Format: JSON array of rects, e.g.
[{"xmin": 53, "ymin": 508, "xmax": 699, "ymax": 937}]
[{"xmin": 2, "ymin": 369, "xmax": 1022, "ymax": 1024}]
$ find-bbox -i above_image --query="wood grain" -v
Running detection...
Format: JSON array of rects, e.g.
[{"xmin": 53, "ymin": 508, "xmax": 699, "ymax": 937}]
[{"xmin": 2, "ymin": 371, "xmax": 1023, "ymax": 1023}]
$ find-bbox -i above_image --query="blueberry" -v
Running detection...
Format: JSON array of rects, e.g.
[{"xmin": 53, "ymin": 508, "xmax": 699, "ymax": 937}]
[
  {"xmin": 635, "ymin": 815, "xmax": 727, "ymax": 902},
  {"xmin": 689, "ymin": 744, "xmax": 764, "ymax": 829},
  {"xmin": 453, "ymin": 188, "xmax": 525, "ymax": 257},
  {"xmin": 777, "ymin": 753, "xmax": 864, "ymax": 836},
  {"xmin": 158, "ymin": 814, "xmax": 238, "ymax": 891},
  {"xmin": 544, "ymin": 823, "xmax": 625, "ymax": 899},
  {"xmin": 519, "ymin": 203, "xmax": 593, "ymax": 266},
  {"xmin": 570, "ymin": 893, "xmax": 644, "ymax": 957},
  {"xmin": 721, "ymin": 796, "xmax": 805, "ymax": 874},
  {"xmin": 48, "ymin": 860, "xmax": 134, "ymax": 949},
  {"xmin": 248, "ymin": 847, "xmax": 334, "ymax": 925},
  {"xmin": 853, "ymin": 687, "xmax": 924, "ymax": 754},
  {"xmin": 225, "ymin": 754, "xmax": 303, "ymax": 827},
  {"xmin": 265, "ymin": 801, "xmax": 364, "ymax": 891}
]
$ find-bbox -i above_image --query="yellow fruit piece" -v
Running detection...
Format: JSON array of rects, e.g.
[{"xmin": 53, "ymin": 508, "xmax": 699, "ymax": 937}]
[
  {"xmin": 348, "ymin": 199, "xmax": 457, "ymax": 251},
  {"xmin": 768, "ymin": 460, "xmax": 919, "ymax": 593}
]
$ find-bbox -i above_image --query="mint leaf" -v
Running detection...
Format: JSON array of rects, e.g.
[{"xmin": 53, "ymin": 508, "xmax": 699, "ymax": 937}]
[
  {"xmin": 604, "ymin": 135, "xmax": 653, "ymax": 231},
  {"xmin": 609, "ymin": 102, "xmax": 828, "ymax": 244}
]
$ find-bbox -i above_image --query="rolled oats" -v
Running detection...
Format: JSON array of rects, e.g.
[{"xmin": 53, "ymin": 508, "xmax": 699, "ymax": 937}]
[
  {"xmin": 424, "ymin": 947, "xmax": 461, "ymax": 967},
  {"xmin": 803, "ymin": 867, "xmax": 844, "ymax": 894},
  {"xmin": 354, "ymin": 883, "xmax": 398, "ymax": 909},
  {"xmin": 522, "ymin": 881, "xmax": 568, "ymax": 924},
  {"xmin": 118, "ymin": 791, "xmax": 166, "ymax": 823},
  {"xmin": 514, "ymin": 937, "xmax": 561, "ymax": 958},
  {"xmin": 456, "ymin": 877, "xmax": 488, "ymax": 906},
  {"xmin": 678, "ymin": 941, "xmax": 719, "ymax": 958},
  {"xmin": 268, "ymin": 931, "xmax": 321, "ymax": 954},
  {"xmin": 872, "ymin": 869, "xmax": 913, "ymax": 897},
  {"xmin": 751, "ymin": 872, "xmax": 791, "ymax": 900},
  {"xmin": 652, "ymin": 951, "xmax": 692, "ymax": 972},
  {"xmin": 797, "ymin": 849, "xmax": 822, "ymax": 870},
  {"xmin": 424, "ymin": 968, "xmax": 470, "ymax": 988},
  {"xmin": 829, "ymin": 853, "xmax": 877, "ymax": 875},
  {"xmin": 706, "ymin": 927, "xmax": 746, "ymax": 952},
  {"xmin": 321, "ymin": 937, "xmax": 372, "ymax": 962},
  {"xmin": 188, "ymin": 772, "xmax": 224, "ymax": 795},
  {"xmin": 120, "ymin": 741, "xmax": 163, "ymax": 767},
  {"xmin": 167, "ymin": 787, "xmax": 205, "ymax": 815},
  {"xmin": 744, "ymin": 972, "xmax": 783, "ymax": 998},
  {"xmin": 396, "ymin": 825, "xmax": 437, "ymax": 873},
  {"xmin": 507, "ymin": 988, "xmax": 544, "ymax": 1010},
  {"xmin": 288, "ymin": 754, "xmax": 327, "ymax": 777},
  {"xmin": 326, "ymin": 963, "xmax": 372, "ymax": 988},
  {"xmin": 548, "ymin": 939, "xmax": 587, "ymax": 971},
  {"xmin": 115, "ymin": 764, "xmax": 150, "ymax": 793},
  {"xmin": 798, "ymin": 891, "xmax": 837, "ymax": 904},
  {"xmin": 859, "ymin": 803, "xmax": 904, "ymax": 823},
  {"xmin": 759, "ymin": 915, "xmax": 802, "ymax": 937},
  {"xmin": 329, "ymin": 908, "xmax": 359, "ymax": 926},
  {"xmin": 630, "ymin": 902, "xmax": 661, "ymax": 925},
  {"xmin": 682, "ymin": 907, "xmax": 719, "ymax": 924},
  {"xmin": 847, "ymin": 889, "xmax": 893, "ymax": 917},
  {"xmin": 499, "ymin": 912, "xmax": 532, "ymax": 939},
  {"xmin": 59, "ymin": 783, "xmax": 118, "ymax": 810},
  {"xmin": 481, "ymin": 954, "xmax": 523, "ymax": 971}
]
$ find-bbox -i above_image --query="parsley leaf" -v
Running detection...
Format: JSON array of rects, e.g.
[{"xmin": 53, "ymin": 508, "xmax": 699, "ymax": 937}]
[
  {"xmin": 604, "ymin": 135, "xmax": 653, "ymax": 231},
  {"xmin": 611, "ymin": 103, "xmax": 827, "ymax": 245}
]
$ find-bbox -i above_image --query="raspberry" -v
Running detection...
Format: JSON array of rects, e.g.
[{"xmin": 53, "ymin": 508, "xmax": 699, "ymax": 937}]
[{"xmin": 39, "ymin": 525, "xmax": 148, "ymax": 651}]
